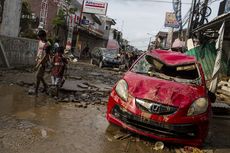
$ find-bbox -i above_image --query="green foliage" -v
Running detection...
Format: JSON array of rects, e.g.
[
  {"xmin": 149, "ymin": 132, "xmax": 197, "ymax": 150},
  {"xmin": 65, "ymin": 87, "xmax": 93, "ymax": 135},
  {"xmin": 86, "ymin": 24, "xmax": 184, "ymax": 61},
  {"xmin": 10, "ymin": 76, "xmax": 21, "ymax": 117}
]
[
  {"xmin": 52, "ymin": 0, "xmax": 78, "ymax": 37},
  {"xmin": 20, "ymin": 29, "xmax": 37, "ymax": 39},
  {"xmin": 69, "ymin": 7, "xmax": 78, "ymax": 14},
  {"xmin": 52, "ymin": 9, "xmax": 66, "ymax": 27},
  {"xmin": 20, "ymin": 0, "xmax": 37, "ymax": 39},
  {"xmin": 21, "ymin": 0, "xmax": 31, "ymax": 16}
]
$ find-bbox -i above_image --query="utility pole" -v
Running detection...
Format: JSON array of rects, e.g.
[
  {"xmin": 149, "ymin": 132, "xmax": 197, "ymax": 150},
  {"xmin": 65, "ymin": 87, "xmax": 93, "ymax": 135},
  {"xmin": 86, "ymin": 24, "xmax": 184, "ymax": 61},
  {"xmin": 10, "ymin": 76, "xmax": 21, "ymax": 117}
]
[
  {"xmin": 166, "ymin": 27, "xmax": 174, "ymax": 49},
  {"xmin": 186, "ymin": 0, "xmax": 197, "ymax": 41}
]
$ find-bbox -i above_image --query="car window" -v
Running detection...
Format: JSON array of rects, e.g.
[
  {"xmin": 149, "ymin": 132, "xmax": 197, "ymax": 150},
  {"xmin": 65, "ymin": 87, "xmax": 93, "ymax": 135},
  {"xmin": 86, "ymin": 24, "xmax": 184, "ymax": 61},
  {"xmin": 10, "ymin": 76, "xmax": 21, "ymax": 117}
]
[
  {"xmin": 131, "ymin": 54, "xmax": 201, "ymax": 85},
  {"xmin": 104, "ymin": 49, "xmax": 118, "ymax": 57}
]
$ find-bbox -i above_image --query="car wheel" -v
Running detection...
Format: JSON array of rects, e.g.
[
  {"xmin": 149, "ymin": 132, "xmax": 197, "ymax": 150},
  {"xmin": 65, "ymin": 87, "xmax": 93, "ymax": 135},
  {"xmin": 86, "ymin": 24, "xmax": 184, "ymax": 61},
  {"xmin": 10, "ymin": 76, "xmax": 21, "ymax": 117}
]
[
  {"xmin": 90, "ymin": 59, "xmax": 94, "ymax": 65},
  {"xmin": 99, "ymin": 61, "xmax": 103, "ymax": 68}
]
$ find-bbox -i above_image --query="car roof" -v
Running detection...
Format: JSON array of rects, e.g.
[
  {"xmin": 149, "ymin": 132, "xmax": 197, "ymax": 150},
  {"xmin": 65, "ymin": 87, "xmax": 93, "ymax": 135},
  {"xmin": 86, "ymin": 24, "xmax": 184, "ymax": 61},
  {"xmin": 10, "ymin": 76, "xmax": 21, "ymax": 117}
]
[{"xmin": 148, "ymin": 49, "xmax": 197, "ymax": 66}]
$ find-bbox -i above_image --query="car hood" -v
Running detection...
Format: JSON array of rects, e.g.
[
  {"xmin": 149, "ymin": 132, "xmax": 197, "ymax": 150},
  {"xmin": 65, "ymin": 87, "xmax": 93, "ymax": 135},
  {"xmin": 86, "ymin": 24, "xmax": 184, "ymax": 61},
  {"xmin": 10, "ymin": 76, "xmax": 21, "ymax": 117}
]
[{"xmin": 124, "ymin": 72, "xmax": 206, "ymax": 108}]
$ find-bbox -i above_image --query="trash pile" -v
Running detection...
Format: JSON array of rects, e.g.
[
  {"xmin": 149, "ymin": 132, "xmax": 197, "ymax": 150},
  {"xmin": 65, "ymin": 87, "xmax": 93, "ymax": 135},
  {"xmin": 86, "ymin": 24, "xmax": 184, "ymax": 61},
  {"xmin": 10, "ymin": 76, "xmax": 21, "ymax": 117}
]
[{"xmin": 217, "ymin": 79, "xmax": 230, "ymax": 104}]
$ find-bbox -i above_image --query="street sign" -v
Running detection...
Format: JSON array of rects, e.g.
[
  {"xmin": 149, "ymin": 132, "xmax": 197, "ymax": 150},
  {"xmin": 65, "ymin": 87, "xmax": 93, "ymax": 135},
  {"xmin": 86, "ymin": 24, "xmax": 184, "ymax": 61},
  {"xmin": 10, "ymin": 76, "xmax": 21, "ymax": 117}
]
[
  {"xmin": 82, "ymin": 0, "xmax": 108, "ymax": 15},
  {"xmin": 164, "ymin": 12, "xmax": 179, "ymax": 28}
]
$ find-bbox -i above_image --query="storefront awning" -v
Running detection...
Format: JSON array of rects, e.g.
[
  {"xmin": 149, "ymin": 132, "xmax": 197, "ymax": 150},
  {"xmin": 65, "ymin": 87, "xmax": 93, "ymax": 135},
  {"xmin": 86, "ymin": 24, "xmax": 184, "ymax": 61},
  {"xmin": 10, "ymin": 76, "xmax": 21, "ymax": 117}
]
[{"xmin": 91, "ymin": 14, "xmax": 102, "ymax": 25}]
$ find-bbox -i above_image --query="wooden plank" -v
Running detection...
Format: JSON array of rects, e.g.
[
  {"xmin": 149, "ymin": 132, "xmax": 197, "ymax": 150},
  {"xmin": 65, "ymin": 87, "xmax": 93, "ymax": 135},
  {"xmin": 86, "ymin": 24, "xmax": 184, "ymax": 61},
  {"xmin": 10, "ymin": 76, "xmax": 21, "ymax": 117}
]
[
  {"xmin": 221, "ymin": 86, "xmax": 230, "ymax": 93},
  {"xmin": 218, "ymin": 81, "xmax": 230, "ymax": 87},
  {"xmin": 217, "ymin": 89, "xmax": 230, "ymax": 97}
]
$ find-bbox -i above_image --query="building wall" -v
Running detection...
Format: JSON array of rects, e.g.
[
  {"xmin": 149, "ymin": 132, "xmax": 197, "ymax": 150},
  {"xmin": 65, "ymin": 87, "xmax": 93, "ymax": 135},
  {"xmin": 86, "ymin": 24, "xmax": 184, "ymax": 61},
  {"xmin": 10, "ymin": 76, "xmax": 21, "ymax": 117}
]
[
  {"xmin": 28, "ymin": 0, "xmax": 58, "ymax": 36},
  {"xmin": 0, "ymin": 35, "xmax": 38, "ymax": 67},
  {"xmin": 74, "ymin": 31, "xmax": 106, "ymax": 58},
  {"xmin": 0, "ymin": 0, "xmax": 22, "ymax": 37}
]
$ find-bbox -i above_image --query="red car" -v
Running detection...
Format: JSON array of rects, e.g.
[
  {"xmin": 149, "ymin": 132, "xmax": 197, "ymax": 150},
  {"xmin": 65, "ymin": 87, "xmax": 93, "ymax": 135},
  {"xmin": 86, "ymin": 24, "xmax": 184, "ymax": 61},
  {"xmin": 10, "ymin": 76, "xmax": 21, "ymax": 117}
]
[{"xmin": 107, "ymin": 49, "xmax": 212, "ymax": 146}]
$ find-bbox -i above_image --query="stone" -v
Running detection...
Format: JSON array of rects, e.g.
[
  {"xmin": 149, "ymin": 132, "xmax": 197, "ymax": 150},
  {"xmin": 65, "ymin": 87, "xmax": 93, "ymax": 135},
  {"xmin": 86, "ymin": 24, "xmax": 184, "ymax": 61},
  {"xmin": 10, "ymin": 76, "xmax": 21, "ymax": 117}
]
[
  {"xmin": 16, "ymin": 80, "xmax": 24, "ymax": 86},
  {"xmin": 75, "ymin": 103, "xmax": 83, "ymax": 108},
  {"xmin": 28, "ymin": 88, "xmax": 35, "ymax": 95},
  {"xmin": 77, "ymin": 83, "xmax": 89, "ymax": 89}
]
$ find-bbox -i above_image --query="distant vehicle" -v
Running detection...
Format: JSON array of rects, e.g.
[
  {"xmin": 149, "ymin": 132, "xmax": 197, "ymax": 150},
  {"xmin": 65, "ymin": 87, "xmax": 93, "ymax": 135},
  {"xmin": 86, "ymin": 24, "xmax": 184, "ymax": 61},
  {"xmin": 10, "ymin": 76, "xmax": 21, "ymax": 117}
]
[
  {"xmin": 107, "ymin": 49, "xmax": 215, "ymax": 147},
  {"xmin": 90, "ymin": 47, "xmax": 122, "ymax": 68}
]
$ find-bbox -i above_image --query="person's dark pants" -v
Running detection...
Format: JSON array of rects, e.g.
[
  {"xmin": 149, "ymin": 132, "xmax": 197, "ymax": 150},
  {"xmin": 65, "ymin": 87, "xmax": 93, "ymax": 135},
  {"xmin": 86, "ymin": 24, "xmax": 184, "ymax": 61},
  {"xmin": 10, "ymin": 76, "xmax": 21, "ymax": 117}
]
[{"xmin": 35, "ymin": 65, "xmax": 47, "ymax": 95}]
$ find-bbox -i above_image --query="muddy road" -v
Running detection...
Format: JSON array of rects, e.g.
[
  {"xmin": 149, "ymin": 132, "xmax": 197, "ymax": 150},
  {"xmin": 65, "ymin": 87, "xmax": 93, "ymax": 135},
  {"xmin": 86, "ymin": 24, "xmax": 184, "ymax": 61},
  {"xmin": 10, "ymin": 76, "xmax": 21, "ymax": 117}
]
[{"xmin": 0, "ymin": 62, "xmax": 230, "ymax": 153}]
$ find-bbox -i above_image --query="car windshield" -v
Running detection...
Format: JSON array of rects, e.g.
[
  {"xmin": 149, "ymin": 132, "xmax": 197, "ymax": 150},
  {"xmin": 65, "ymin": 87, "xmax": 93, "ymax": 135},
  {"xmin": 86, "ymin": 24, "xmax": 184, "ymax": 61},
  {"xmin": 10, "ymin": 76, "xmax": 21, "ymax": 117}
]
[
  {"xmin": 103, "ymin": 49, "xmax": 118, "ymax": 57},
  {"xmin": 131, "ymin": 54, "xmax": 202, "ymax": 85}
]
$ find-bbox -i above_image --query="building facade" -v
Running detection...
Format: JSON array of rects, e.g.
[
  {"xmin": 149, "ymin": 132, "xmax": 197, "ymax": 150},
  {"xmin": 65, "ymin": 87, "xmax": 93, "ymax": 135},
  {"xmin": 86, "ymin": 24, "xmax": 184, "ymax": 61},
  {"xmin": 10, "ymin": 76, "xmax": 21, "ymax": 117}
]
[
  {"xmin": 0, "ymin": 0, "xmax": 22, "ymax": 37},
  {"xmin": 27, "ymin": 0, "xmax": 60, "ymax": 36}
]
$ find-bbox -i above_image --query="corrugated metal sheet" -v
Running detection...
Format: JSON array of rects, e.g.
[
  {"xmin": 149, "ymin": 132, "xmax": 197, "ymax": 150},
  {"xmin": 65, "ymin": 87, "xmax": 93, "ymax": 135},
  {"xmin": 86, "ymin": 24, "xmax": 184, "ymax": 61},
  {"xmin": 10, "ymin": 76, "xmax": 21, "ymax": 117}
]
[{"xmin": 186, "ymin": 42, "xmax": 227, "ymax": 80}]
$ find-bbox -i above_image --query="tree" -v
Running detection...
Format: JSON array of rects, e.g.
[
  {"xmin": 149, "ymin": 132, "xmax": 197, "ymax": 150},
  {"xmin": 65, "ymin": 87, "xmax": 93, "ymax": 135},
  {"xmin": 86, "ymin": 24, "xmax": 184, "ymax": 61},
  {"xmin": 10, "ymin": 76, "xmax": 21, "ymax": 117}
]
[
  {"xmin": 20, "ymin": 0, "xmax": 37, "ymax": 39},
  {"xmin": 52, "ymin": 9, "xmax": 66, "ymax": 36},
  {"xmin": 52, "ymin": 0, "xmax": 77, "ymax": 37}
]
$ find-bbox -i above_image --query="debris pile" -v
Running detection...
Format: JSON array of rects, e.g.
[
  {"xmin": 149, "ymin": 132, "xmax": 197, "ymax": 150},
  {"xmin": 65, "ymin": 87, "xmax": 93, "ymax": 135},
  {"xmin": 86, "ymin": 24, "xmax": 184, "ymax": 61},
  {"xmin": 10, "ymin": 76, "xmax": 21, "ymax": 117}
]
[
  {"xmin": 53, "ymin": 78, "xmax": 112, "ymax": 107},
  {"xmin": 217, "ymin": 79, "xmax": 230, "ymax": 105}
]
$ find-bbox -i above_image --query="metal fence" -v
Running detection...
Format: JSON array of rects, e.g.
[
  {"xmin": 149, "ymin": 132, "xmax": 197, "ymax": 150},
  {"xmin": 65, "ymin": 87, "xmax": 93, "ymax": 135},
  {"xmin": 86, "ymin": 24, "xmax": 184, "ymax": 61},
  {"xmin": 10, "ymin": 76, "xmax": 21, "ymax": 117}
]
[{"xmin": 186, "ymin": 42, "xmax": 228, "ymax": 80}]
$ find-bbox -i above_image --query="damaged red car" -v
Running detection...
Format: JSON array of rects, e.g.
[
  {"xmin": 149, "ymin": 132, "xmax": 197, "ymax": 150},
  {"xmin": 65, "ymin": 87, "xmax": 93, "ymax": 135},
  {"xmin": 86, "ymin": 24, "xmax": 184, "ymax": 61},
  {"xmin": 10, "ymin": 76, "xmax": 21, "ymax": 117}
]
[{"xmin": 107, "ymin": 49, "xmax": 212, "ymax": 146}]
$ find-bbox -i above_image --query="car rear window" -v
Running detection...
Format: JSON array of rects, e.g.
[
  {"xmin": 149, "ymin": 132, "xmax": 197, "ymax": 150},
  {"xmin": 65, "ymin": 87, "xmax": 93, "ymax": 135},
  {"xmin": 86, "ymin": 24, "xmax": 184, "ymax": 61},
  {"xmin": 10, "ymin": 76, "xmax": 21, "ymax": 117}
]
[{"xmin": 131, "ymin": 54, "xmax": 201, "ymax": 84}]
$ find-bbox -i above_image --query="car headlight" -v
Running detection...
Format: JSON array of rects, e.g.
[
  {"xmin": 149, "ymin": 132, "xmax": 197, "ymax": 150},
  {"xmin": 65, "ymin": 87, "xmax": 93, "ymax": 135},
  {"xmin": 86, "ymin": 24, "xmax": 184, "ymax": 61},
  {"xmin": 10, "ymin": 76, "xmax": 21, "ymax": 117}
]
[
  {"xmin": 187, "ymin": 98, "xmax": 209, "ymax": 116},
  {"xmin": 115, "ymin": 79, "xmax": 128, "ymax": 102}
]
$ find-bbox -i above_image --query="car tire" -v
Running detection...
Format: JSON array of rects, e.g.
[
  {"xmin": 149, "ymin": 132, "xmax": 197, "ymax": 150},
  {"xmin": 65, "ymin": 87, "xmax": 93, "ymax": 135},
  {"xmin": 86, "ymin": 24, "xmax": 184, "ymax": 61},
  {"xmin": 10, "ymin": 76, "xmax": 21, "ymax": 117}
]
[
  {"xmin": 90, "ymin": 59, "xmax": 94, "ymax": 65},
  {"xmin": 99, "ymin": 61, "xmax": 103, "ymax": 68}
]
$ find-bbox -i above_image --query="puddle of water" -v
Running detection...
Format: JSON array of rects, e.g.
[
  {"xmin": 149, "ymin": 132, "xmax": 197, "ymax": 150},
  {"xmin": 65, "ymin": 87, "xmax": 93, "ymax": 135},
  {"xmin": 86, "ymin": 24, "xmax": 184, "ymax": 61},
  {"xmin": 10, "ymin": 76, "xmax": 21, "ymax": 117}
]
[{"xmin": 0, "ymin": 85, "xmax": 52, "ymax": 115}]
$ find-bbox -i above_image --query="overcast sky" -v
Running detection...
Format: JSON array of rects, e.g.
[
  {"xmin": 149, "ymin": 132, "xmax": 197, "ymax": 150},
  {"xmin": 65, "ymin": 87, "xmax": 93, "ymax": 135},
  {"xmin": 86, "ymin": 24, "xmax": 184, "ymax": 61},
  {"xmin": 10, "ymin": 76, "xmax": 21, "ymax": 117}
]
[{"xmin": 104, "ymin": 0, "xmax": 220, "ymax": 50}]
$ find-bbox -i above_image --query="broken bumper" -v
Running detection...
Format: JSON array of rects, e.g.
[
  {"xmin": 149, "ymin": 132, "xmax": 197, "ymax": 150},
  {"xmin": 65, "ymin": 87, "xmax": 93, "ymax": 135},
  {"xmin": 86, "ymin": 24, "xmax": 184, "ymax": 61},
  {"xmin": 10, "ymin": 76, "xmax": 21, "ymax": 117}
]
[{"xmin": 106, "ymin": 94, "xmax": 210, "ymax": 146}]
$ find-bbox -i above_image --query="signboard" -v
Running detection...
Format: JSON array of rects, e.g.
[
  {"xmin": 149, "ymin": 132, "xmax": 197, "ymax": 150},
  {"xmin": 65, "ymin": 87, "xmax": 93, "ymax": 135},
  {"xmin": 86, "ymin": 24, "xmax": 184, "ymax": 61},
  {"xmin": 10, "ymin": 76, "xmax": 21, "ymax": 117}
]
[
  {"xmin": 82, "ymin": 0, "xmax": 108, "ymax": 15},
  {"xmin": 0, "ymin": 0, "xmax": 5, "ymax": 23},
  {"xmin": 81, "ymin": 19, "xmax": 89, "ymax": 25},
  {"xmin": 164, "ymin": 12, "xmax": 179, "ymax": 28}
]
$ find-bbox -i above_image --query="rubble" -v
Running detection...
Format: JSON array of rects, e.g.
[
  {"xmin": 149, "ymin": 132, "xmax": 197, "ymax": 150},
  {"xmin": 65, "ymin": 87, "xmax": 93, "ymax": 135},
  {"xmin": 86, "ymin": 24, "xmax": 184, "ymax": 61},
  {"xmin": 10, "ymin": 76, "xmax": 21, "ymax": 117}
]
[
  {"xmin": 217, "ymin": 80, "xmax": 230, "ymax": 104},
  {"xmin": 68, "ymin": 76, "xmax": 82, "ymax": 80},
  {"xmin": 153, "ymin": 141, "xmax": 164, "ymax": 151}
]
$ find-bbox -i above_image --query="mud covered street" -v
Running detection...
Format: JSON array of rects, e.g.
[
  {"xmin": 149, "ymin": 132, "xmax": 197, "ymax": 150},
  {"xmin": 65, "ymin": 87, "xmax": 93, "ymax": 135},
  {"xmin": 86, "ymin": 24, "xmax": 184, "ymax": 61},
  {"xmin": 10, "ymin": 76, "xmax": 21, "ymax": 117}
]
[{"xmin": 0, "ymin": 62, "xmax": 230, "ymax": 153}]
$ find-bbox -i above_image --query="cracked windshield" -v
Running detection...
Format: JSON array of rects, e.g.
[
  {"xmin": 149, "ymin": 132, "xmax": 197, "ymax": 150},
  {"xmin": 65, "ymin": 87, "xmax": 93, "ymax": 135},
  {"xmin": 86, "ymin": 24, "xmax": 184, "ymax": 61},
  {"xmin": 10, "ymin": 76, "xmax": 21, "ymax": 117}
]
[
  {"xmin": 0, "ymin": 0, "xmax": 230, "ymax": 153},
  {"xmin": 131, "ymin": 54, "xmax": 201, "ymax": 84}
]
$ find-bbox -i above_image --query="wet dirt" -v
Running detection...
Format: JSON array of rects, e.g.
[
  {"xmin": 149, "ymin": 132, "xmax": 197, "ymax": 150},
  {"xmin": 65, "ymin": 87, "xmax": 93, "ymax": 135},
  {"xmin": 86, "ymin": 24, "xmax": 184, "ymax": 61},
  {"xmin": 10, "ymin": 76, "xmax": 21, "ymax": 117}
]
[{"xmin": 0, "ymin": 62, "xmax": 230, "ymax": 153}]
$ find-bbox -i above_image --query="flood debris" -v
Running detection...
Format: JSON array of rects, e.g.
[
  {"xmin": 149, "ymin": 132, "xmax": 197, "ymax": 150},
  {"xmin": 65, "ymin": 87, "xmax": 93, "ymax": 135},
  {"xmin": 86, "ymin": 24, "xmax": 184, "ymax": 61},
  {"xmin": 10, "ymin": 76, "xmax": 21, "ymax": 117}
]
[
  {"xmin": 68, "ymin": 76, "xmax": 82, "ymax": 80},
  {"xmin": 114, "ymin": 132, "xmax": 132, "ymax": 140},
  {"xmin": 183, "ymin": 146, "xmax": 204, "ymax": 153},
  {"xmin": 41, "ymin": 129, "xmax": 47, "ymax": 138},
  {"xmin": 152, "ymin": 141, "xmax": 164, "ymax": 151},
  {"xmin": 211, "ymin": 102, "xmax": 230, "ymax": 115},
  {"xmin": 217, "ymin": 79, "xmax": 230, "ymax": 105}
]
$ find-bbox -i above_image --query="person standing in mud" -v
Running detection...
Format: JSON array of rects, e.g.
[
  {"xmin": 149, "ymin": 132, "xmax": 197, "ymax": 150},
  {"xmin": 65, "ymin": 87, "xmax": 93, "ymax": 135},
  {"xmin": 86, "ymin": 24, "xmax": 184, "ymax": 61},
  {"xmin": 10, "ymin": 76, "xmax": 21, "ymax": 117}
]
[
  {"xmin": 34, "ymin": 29, "xmax": 51, "ymax": 96},
  {"xmin": 51, "ymin": 46, "xmax": 68, "ymax": 98}
]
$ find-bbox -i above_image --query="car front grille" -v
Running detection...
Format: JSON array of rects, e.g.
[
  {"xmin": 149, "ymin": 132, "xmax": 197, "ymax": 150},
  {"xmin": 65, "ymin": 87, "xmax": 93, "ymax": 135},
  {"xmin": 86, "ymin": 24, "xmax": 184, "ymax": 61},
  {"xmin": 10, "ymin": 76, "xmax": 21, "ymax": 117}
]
[
  {"xmin": 135, "ymin": 98, "xmax": 177, "ymax": 115},
  {"xmin": 112, "ymin": 105, "xmax": 197, "ymax": 139}
]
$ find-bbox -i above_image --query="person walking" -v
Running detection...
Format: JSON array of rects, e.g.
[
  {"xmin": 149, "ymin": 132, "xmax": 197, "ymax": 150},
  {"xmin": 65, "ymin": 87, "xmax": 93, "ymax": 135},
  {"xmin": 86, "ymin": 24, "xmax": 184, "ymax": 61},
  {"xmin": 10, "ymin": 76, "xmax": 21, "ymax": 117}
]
[
  {"xmin": 51, "ymin": 46, "xmax": 68, "ymax": 98},
  {"xmin": 53, "ymin": 38, "xmax": 60, "ymax": 53},
  {"xmin": 34, "ymin": 29, "xmax": 51, "ymax": 96}
]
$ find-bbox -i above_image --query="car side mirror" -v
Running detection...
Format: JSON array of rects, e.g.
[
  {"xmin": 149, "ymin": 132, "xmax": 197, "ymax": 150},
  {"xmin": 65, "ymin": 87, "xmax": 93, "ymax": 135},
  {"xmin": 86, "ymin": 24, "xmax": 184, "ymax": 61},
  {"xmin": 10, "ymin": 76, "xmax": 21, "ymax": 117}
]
[{"xmin": 208, "ymin": 90, "xmax": 216, "ymax": 103}]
